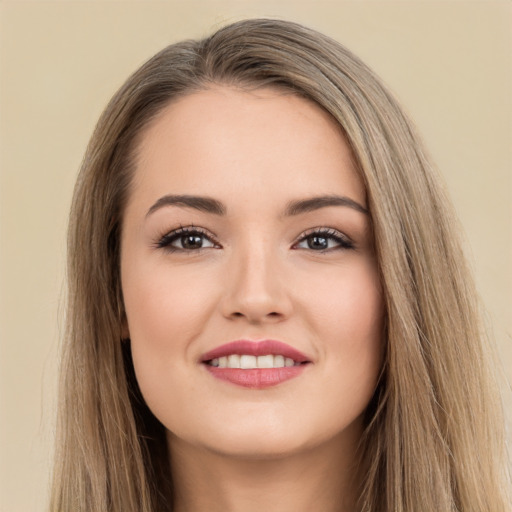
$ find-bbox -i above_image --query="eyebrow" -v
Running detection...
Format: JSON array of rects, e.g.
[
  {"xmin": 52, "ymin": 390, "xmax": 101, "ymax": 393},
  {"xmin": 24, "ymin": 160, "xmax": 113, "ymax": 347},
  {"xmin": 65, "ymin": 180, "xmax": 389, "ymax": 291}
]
[
  {"xmin": 283, "ymin": 195, "xmax": 368, "ymax": 216},
  {"xmin": 146, "ymin": 195, "xmax": 226, "ymax": 217},
  {"xmin": 146, "ymin": 193, "xmax": 368, "ymax": 218}
]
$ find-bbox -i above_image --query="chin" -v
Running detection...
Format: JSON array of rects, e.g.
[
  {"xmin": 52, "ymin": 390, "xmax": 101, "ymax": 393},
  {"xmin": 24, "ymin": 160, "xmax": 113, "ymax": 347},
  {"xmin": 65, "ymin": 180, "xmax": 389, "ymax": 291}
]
[
  {"xmin": 166, "ymin": 410, "xmax": 360, "ymax": 462},
  {"xmin": 210, "ymin": 433, "xmax": 311, "ymax": 460}
]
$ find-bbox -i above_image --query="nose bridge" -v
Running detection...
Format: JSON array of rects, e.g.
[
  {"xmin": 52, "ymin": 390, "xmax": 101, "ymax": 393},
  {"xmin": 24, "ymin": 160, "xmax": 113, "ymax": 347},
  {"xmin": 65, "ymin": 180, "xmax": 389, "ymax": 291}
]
[{"xmin": 222, "ymin": 232, "xmax": 290, "ymax": 322}]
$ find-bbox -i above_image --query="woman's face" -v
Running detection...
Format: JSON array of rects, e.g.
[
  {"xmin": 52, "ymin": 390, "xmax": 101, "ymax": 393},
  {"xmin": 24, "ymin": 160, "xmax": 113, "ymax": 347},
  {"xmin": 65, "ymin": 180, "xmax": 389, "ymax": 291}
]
[{"xmin": 121, "ymin": 86, "xmax": 384, "ymax": 458}]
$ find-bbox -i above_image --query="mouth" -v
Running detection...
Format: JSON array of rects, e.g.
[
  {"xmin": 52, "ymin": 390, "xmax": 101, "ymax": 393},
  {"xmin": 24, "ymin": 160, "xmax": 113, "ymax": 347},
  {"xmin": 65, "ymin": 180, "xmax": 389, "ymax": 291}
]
[
  {"xmin": 206, "ymin": 354, "xmax": 305, "ymax": 369},
  {"xmin": 200, "ymin": 339, "xmax": 311, "ymax": 389}
]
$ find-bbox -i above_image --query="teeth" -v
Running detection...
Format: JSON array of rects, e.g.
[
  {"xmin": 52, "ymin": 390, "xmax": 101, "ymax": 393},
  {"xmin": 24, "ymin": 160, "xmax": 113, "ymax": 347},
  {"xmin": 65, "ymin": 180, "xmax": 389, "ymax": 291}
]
[
  {"xmin": 240, "ymin": 355, "xmax": 257, "ymax": 369},
  {"xmin": 257, "ymin": 355, "xmax": 274, "ymax": 368},
  {"xmin": 209, "ymin": 354, "xmax": 300, "ymax": 369},
  {"xmin": 228, "ymin": 354, "xmax": 240, "ymax": 368}
]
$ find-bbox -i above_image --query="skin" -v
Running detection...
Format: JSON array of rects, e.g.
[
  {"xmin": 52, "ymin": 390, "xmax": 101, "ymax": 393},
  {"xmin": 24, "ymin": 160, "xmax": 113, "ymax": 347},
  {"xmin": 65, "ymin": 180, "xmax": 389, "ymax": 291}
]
[{"xmin": 121, "ymin": 86, "xmax": 384, "ymax": 512}]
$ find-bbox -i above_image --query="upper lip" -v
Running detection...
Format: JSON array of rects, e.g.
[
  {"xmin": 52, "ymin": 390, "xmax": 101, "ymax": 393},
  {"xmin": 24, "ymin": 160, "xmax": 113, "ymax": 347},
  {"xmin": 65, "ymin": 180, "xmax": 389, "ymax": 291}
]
[{"xmin": 200, "ymin": 339, "xmax": 311, "ymax": 364}]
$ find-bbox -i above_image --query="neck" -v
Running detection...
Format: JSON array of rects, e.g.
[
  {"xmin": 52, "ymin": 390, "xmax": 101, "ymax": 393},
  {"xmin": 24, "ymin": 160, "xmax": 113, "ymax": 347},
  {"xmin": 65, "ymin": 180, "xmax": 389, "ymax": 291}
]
[{"xmin": 168, "ymin": 426, "xmax": 362, "ymax": 512}]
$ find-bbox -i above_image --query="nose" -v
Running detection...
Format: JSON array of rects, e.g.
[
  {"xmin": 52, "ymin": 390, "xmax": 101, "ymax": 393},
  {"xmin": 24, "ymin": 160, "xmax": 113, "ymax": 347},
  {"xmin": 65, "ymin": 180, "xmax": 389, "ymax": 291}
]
[{"xmin": 220, "ymin": 243, "xmax": 293, "ymax": 324}]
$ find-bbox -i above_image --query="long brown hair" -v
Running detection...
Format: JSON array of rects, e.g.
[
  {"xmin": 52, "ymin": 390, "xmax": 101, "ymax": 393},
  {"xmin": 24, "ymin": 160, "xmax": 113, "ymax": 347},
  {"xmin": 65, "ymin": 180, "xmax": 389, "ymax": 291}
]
[{"xmin": 50, "ymin": 18, "xmax": 510, "ymax": 511}]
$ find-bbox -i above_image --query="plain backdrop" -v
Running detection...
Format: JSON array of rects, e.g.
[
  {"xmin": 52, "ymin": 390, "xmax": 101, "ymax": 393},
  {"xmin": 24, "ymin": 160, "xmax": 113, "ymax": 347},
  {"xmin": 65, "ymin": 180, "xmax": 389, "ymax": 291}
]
[{"xmin": 0, "ymin": 1, "xmax": 510, "ymax": 510}]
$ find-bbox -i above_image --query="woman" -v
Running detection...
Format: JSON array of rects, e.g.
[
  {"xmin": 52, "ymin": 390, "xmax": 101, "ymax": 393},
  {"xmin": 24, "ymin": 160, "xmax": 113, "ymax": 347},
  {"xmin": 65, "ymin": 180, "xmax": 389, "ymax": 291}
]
[{"xmin": 50, "ymin": 18, "xmax": 510, "ymax": 511}]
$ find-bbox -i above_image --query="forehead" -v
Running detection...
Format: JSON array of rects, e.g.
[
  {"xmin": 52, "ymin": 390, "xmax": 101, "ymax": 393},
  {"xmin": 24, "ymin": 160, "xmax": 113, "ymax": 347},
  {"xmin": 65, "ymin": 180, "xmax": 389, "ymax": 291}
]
[{"xmin": 129, "ymin": 86, "xmax": 365, "ymax": 211}]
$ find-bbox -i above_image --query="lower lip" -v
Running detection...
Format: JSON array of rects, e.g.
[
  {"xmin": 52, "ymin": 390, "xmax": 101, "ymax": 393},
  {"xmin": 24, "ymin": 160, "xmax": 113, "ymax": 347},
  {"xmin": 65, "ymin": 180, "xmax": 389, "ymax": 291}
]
[{"xmin": 204, "ymin": 365, "xmax": 307, "ymax": 389}]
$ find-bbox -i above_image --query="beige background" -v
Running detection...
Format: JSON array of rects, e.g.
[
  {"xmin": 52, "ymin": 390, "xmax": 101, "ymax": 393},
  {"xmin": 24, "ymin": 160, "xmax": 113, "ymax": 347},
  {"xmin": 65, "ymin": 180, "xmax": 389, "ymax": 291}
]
[{"xmin": 0, "ymin": 1, "xmax": 510, "ymax": 510}]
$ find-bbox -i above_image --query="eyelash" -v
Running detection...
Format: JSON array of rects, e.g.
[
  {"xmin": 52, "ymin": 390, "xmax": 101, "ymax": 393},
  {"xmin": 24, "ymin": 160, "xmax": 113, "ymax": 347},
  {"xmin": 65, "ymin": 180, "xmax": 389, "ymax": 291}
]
[
  {"xmin": 155, "ymin": 226, "xmax": 218, "ymax": 253},
  {"xmin": 154, "ymin": 226, "xmax": 355, "ymax": 254},
  {"xmin": 295, "ymin": 227, "xmax": 354, "ymax": 252}
]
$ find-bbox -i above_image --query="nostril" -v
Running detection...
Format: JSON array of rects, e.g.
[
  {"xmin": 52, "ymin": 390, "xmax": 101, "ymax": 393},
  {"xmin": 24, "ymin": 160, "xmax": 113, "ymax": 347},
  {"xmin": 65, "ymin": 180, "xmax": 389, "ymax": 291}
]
[{"xmin": 230, "ymin": 311, "xmax": 281, "ymax": 319}]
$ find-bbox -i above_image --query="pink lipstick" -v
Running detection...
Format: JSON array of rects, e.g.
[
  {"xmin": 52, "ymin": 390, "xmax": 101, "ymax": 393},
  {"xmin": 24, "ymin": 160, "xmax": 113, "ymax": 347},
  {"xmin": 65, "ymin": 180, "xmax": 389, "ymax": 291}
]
[{"xmin": 201, "ymin": 339, "xmax": 311, "ymax": 389}]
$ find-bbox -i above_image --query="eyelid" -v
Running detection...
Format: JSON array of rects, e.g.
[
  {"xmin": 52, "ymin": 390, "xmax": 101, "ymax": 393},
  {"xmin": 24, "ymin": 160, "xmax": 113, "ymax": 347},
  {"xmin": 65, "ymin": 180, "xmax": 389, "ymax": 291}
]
[
  {"xmin": 154, "ymin": 225, "xmax": 221, "ymax": 252},
  {"xmin": 154, "ymin": 225, "xmax": 354, "ymax": 253},
  {"xmin": 292, "ymin": 226, "xmax": 354, "ymax": 251}
]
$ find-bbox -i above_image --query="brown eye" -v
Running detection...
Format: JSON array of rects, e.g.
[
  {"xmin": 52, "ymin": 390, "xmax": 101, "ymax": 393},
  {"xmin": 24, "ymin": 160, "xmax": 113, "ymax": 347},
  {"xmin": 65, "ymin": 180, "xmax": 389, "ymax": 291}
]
[
  {"xmin": 156, "ymin": 228, "xmax": 218, "ymax": 252},
  {"xmin": 181, "ymin": 234, "xmax": 205, "ymax": 249},
  {"xmin": 306, "ymin": 235, "xmax": 329, "ymax": 250},
  {"xmin": 294, "ymin": 229, "xmax": 354, "ymax": 251}
]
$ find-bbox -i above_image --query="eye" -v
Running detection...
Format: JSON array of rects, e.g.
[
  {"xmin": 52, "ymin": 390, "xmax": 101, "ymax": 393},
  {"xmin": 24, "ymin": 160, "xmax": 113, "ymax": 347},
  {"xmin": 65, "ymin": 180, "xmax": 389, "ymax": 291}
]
[
  {"xmin": 156, "ymin": 226, "xmax": 219, "ymax": 252},
  {"xmin": 294, "ymin": 228, "xmax": 354, "ymax": 252}
]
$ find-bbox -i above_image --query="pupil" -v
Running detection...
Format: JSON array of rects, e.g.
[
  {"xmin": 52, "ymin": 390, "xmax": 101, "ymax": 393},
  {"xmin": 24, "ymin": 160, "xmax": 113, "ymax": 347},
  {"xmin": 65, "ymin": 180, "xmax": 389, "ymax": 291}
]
[
  {"xmin": 182, "ymin": 235, "xmax": 203, "ymax": 249},
  {"xmin": 308, "ymin": 235, "xmax": 328, "ymax": 250}
]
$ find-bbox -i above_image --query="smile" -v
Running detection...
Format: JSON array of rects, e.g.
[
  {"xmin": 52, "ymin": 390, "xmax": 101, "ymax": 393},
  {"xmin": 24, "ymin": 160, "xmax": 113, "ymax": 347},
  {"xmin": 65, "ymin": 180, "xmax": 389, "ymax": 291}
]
[
  {"xmin": 200, "ymin": 340, "xmax": 311, "ymax": 388},
  {"xmin": 208, "ymin": 354, "xmax": 299, "ymax": 368}
]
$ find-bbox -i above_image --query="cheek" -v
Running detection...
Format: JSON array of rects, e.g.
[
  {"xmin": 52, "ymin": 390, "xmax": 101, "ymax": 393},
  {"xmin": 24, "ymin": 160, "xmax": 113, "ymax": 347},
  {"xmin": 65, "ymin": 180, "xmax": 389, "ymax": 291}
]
[
  {"xmin": 303, "ymin": 259, "xmax": 384, "ymax": 390},
  {"xmin": 123, "ymin": 261, "xmax": 216, "ymax": 342},
  {"xmin": 303, "ymin": 258, "xmax": 383, "ymax": 342},
  {"xmin": 122, "ymin": 263, "xmax": 217, "ymax": 407}
]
